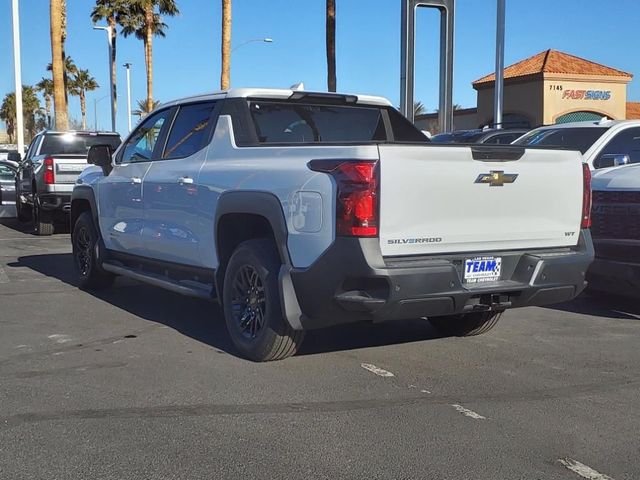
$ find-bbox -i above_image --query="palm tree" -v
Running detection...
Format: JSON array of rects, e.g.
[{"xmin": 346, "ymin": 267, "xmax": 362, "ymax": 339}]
[
  {"xmin": 0, "ymin": 86, "xmax": 42, "ymax": 143},
  {"xmin": 220, "ymin": 0, "xmax": 231, "ymax": 89},
  {"xmin": 132, "ymin": 98, "xmax": 160, "ymax": 119},
  {"xmin": 47, "ymin": 56, "xmax": 78, "ymax": 101},
  {"xmin": 121, "ymin": 0, "xmax": 179, "ymax": 113},
  {"xmin": 413, "ymin": 101, "xmax": 426, "ymax": 117},
  {"xmin": 69, "ymin": 70, "xmax": 100, "ymax": 130},
  {"xmin": 326, "ymin": 0, "xmax": 336, "ymax": 92},
  {"xmin": 50, "ymin": 0, "xmax": 68, "ymax": 130},
  {"xmin": 36, "ymin": 78, "xmax": 54, "ymax": 128},
  {"xmin": 91, "ymin": 1, "xmax": 133, "ymax": 125}
]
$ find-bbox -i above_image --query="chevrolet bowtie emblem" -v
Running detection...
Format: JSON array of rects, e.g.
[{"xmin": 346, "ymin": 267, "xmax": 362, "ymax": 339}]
[{"xmin": 475, "ymin": 170, "xmax": 518, "ymax": 187}]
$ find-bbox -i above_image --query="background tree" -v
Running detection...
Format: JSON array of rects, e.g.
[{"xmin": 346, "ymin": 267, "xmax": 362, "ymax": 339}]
[
  {"xmin": 413, "ymin": 101, "xmax": 426, "ymax": 117},
  {"xmin": 0, "ymin": 87, "xmax": 42, "ymax": 143},
  {"xmin": 50, "ymin": 0, "xmax": 68, "ymax": 130},
  {"xmin": 69, "ymin": 70, "xmax": 99, "ymax": 130},
  {"xmin": 122, "ymin": 0, "xmax": 179, "ymax": 113},
  {"xmin": 47, "ymin": 56, "xmax": 78, "ymax": 101},
  {"xmin": 326, "ymin": 0, "xmax": 336, "ymax": 92},
  {"xmin": 220, "ymin": 0, "xmax": 231, "ymax": 89},
  {"xmin": 91, "ymin": 0, "xmax": 132, "ymax": 125},
  {"xmin": 36, "ymin": 78, "xmax": 54, "ymax": 128},
  {"xmin": 132, "ymin": 98, "xmax": 160, "ymax": 119}
]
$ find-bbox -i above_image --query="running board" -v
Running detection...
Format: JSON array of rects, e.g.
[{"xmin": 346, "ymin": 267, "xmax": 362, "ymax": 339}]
[{"xmin": 102, "ymin": 262, "xmax": 214, "ymax": 300}]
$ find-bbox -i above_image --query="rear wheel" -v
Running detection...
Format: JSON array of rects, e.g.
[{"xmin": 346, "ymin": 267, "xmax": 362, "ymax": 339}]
[
  {"xmin": 72, "ymin": 212, "xmax": 114, "ymax": 290},
  {"xmin": 429, "ymin": 311, "xmax": 502, "ymax": 337},
  {"xmin": 33, "ymin": 197, "xmax": 54, "ymax": 236},
  {"xmin": 222, "ymin": 239, "xmax": 304, "ymax": 362}
]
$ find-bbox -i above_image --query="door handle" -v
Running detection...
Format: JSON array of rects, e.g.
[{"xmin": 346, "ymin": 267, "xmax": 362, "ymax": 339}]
[
  {"xmin": 131, "ymin": 177, "xmax": 142, "ymax": 184},
  {"xmin": 178, "ymin": 176, "xmax": 194, "ymax": 185}
]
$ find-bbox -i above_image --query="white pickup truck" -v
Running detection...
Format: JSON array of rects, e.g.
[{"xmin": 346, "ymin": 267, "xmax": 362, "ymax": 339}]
[
  {"xmin": 71, "ymin": 88, "xmax": 594, "ymax": 361},
  {"xmin": 516, "ymin": 119, "xmax": 640, "ymax": 296},
  {"xmin": 514, "ymin": 119, "xmax": 640, "ymax": 169}
]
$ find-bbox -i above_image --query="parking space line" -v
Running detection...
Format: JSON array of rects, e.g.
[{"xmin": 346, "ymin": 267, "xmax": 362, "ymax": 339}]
[
  {"xmin": 360, "ymin": 363, "xmax": 395, "ymax": 377},
  {"xmin": 0, "ymin": 266, "xmax": 9, "ymax": 284},
  {"xmin": 558, "ymin": 458, "xmax": 614, "ymax": 480},
  {"xmin": 451, "ymin": 404, "xmax": 486, "ymax": 420}
]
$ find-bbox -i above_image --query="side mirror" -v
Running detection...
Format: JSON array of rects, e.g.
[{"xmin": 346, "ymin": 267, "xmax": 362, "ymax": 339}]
[
  {"xmin": 7, "ymin": 151, "xmax": 21, "ymax": 162},
  {"xmin": 594, "ymin": 153, "xmax": 630, "ymax": 169},
  {"xmin": 87, "ymin": 144, "xmax": 113, "ymax": 175}
]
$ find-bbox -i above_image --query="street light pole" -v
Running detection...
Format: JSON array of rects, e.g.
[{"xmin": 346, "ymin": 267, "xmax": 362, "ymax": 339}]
[
  {"xmin": 93, "ymin": 25, "xmax": 116, "ymax": 132},
  {"xmin": 94, "ymin": 95, "xmax": 109, "ymax": 131},
  {"xmin": 11, "ymin": 0, "xmax": 24, "ymax": 153},
  {"xmin": 494, "ymin": 0, "xmax": 506, "ymax": 129},
  {"xmin": 123, "ymin": 63, "xmax": 132, "ymax": 132},
  {"xmin": 231, "ymin": 37, "xmax": 273, "ymax": 53}
]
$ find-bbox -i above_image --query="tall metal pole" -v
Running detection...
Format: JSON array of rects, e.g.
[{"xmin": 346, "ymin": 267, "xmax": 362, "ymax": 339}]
[
  {"xmin": 494, "ymin": 0, "xmax": 506, "ymax": 128},
  {"xmin": 11, "ymin": 0, "xmax": 25, "ymax": 154},
  {"xmin": 107, "ymin": 27, "xmax": 116, "ymax": 132},
  {"xmin": 123, "ymin": 63, "xmax": 132, "ymax": 132},
  {"xmin": 94, "ymin": 26, "xmax": 116, "ymax": 132},
  {"xmin": 399, "ymin": 0, "xmax": 415, "ymax": 122}
]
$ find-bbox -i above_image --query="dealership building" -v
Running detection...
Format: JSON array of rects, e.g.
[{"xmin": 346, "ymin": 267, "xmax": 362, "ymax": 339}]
[{"xmin": 416, "ymin": 49, "xmax": 640, "ymax": 133}]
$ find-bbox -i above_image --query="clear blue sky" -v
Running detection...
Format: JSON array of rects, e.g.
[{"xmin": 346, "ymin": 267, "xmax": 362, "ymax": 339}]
[{"xmin": 2, "ymin": 0, "xmax": 640, "ymax": 135}]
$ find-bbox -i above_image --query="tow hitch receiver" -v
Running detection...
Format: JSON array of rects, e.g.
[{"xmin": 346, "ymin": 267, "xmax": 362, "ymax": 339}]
[{"xmin": 467, "ymin": 293, "xmax": 512, "ymax": 313}]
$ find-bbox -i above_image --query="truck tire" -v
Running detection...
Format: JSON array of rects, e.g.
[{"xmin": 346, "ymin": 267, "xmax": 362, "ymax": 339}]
[
  {"xmin": 15, "ymin": 184, "xmax": 32, "ymax": 222},
  {"xmin": 222, "ymin": 239, "xmax": 304, "ymax": 362},
  {"xmin": 33, "ymin": 201, "xmax": 54, "ymax": 236},
  {"xmin": 429, "ymin": 311, "xmax": 502, "ymax": 337},
  {"xmin": 72, "ymin": 211, "xmax": 115, "ymax": 290}
]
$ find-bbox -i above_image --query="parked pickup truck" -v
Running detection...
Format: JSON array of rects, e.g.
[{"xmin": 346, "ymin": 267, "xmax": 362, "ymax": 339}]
[
  {"xmin": 16, "ymin": 130, "xmax": 121, "ymax": 235},
  {"xmin": 514, "ymin": 119, "xmax": 640, "ymax": 170},
  {"xmin": 589, "ymin": 164, "xmax": 640, "ymax": 296},
  {"xmin": 70, "ymin": 88, "xmax": 594, "ymax": 361}
]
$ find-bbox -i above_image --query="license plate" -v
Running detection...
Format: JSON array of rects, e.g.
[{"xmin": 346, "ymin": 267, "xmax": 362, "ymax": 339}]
[
  {"xmin": 463, "ymin": 256, "xmax": 501, "ymax": 284},
  {"xmin": 57, "ymin": 164, "xmax": 82, "ymax": 172}
]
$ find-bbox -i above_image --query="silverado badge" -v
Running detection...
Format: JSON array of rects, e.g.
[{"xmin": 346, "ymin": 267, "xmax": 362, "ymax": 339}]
[{"xmin": 475, "ymin": 170, "xmax": 518, "ymax": 187}]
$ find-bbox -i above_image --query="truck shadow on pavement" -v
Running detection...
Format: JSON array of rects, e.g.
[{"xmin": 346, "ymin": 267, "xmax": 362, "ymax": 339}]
[
  {"xmin": 542, "ymin": 293, "xmax": 640, "ymax": 321},
  {"xmin": 9, "ymin": 253, "xmax": 443, "ymax": 359}
]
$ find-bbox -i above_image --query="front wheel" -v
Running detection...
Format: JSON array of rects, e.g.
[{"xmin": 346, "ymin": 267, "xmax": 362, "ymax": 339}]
[
  {"xmin": 222, "ymin": 239, "xmax": 304, "ymax": 362},
  {"xmin": 72, "ymin": 212, "xmax": 115, "ymax": 290},
  {"xmin": 429, "ymin": 311, "xmax": 502, "ymax": 337},
  {"xmin": 15, "ymin": 185, "xmax": 32, "ymax": 222}
]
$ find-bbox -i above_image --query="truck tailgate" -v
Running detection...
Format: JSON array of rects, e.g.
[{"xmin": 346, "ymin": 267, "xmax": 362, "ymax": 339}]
[
  {"xmin": 378, "ymin": 144, "xmax": 584, "ymax": 257},
  {"xmin": 52, "ymin": 155, "xmax": 87, "ymax": 184}
]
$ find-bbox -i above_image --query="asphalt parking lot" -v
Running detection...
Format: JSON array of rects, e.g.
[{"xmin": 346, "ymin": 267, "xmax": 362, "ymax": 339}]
[{"xmin": 1, "ymin": 219, "xmax": 639, "ymax": 480}]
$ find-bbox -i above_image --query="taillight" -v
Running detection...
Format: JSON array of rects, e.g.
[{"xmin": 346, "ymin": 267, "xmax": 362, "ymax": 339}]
[
  {"xmin": 581, "ymin": 163, "xmax": 592, "ymax": 229},
  {"xmin": 308, "ymin": 159, "xmax": 379, "ymax": 237},
  {"xmin": 43, "ymin": 157, "xmax": 55, "ymax": 185}
]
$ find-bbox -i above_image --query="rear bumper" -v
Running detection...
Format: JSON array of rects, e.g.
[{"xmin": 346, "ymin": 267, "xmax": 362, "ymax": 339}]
[
  {"xmin": 38, "ymin": 194, "xmax": 71, "ymax": 213},
  {"xmin": 289, "ymin": 230, "xmax": 594, "ymax": 330}
]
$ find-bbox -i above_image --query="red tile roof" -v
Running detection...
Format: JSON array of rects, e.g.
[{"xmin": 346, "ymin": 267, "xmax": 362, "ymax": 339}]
[
  {"xmin": 473, "ymin": 49, "xmax": 633, "ymax": 86},
  {"xmin": 626, "ymin": 102, "xmax": 640, "ymax": 119}
]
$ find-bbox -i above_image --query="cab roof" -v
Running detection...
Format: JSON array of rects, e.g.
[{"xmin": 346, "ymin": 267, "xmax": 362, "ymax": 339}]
[{"xmin": 159, "ymin": 88, "xmax": 393, "ymax": 109}]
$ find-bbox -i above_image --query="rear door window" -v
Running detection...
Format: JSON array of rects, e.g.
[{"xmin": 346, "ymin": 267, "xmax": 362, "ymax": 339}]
[{"xmin": 162, "ymin": 101, "xmax": 217, "ymax": 159}]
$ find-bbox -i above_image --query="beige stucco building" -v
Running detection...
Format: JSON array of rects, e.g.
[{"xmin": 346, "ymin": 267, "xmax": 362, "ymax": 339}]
[{"xmin": 417, "ymin": 49, "xmax": 639, "ymax": 134}]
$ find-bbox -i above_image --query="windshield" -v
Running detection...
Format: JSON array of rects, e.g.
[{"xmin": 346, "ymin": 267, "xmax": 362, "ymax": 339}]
[
  {"xmin": 431, "ymin": 131, "xmax": 485, "ymax": 143},
  {"xmin": 40, "ymin": 134, "xmax": 121, "ymax": 155},
  {"xmin": 514, "ymin": 127, "xmax": 608, "ymax": 154}
]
